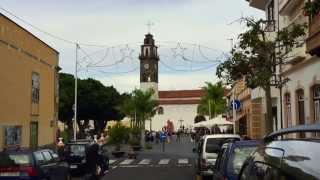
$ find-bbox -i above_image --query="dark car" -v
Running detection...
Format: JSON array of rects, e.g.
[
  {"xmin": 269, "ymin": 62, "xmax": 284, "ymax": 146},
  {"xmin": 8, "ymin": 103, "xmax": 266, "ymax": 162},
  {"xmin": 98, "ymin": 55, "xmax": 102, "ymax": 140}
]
[
  {"xmin": 0, "ymin": 148, "xmax": 70, "ymax": 180},
  {"xmin": 65, "ymin": 140, "xmax": 90, "ymax": 175},
  {"xmin": 239, "ymin": 124, "xmax": 320, "ymax": 180},
  {"xmin": 212, "ymin": 140, "xmax": 259, "ymax": 180},
  {"xmin": 65, "ymin": 140, "xmax": 109, "ymax": 176}
]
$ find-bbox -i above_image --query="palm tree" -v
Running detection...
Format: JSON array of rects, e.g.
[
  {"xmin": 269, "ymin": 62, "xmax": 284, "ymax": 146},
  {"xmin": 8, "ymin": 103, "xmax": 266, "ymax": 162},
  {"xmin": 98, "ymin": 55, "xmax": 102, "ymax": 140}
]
[
  {"xmin": 198, "ymin": 82, "xmax": 226, "ymax": 119},
  {"xmin": 120, "ymin": 89, "xmax": 158, "ymax": 129}
]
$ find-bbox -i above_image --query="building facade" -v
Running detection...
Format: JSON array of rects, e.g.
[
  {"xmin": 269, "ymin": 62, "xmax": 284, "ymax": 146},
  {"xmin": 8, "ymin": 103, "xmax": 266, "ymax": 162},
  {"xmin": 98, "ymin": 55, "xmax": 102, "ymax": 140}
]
[
  {"xmin": 227, "ymin": 78, "xmax": 264, "ymax": 139},
  {"xmin": 247, "ymin": 0, "xmax": 320, "ymax": 136},
  {"xmin": 0, "ymin": 13, "xmax": 59, "ymax": 150},
  {"xmin": 146, "ymin": 90, "xmax": 205, "ymax": 131}
]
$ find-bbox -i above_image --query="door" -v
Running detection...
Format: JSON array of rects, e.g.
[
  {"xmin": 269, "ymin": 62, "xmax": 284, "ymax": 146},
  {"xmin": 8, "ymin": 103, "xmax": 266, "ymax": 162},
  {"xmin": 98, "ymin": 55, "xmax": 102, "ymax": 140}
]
[
  {"xmin": 30, "ymin": 122, "xmax": 38, "ymax": 149},
  {"xmin": 212, "ymin": 147, "xmax": 227, "ymax": 180}
]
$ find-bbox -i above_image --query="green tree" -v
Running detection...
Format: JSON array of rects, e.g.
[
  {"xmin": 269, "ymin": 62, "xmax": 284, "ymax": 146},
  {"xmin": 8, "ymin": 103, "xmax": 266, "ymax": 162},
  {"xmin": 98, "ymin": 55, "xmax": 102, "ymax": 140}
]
[
  {"xmin": 58, "ymin": 73, "xmax": 75, "ymax": 137},
  {"xmin": 216, "ymin": 18, "xmax": 306, "ymax": 133},
  {"xmin": 197, "ymin": 82, "xmax": 226, "ymax": 119},
  {"xmin": 120, "ymin": 89, "xmax": 158, "ymax": 129},
  {"xmin": 59, "ymin": 73, "xmax": 125, "ymax": 137}
]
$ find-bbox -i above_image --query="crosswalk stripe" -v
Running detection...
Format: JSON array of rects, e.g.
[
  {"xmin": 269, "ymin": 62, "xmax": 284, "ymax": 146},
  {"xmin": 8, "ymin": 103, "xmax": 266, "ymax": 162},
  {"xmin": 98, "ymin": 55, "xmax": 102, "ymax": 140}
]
[
  {"xmin": 158, "ymin": 159, "xmax": 170, "ymax": 165},
  {"xmin": 109, "ymin": 160, "xmax": 117, "ymax": 165},
  {"xmin": 178, "ymin": 158, "xmax": 188, "ymax": 164},
  {"xmin": 138, "ymin": 159, "xmax": 151, "ymax": 165},
  {"xmin": 120, "ymin": 159, "xmax": 134, "ymax": 165}
]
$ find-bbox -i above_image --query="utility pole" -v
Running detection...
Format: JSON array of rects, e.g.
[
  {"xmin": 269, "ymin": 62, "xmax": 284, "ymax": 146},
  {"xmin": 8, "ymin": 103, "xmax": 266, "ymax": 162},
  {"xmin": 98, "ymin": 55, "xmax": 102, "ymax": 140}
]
[
  {"xmin": 232, "ymin": 87, "xmax": 237, "ymax": 134},
  {"xmin": 73, "ymin": 43, "xmax": 79, "ymax": 141},
  {"xmin": 227, "ymin": 38, "xmax": 236, "ymax": 134}
]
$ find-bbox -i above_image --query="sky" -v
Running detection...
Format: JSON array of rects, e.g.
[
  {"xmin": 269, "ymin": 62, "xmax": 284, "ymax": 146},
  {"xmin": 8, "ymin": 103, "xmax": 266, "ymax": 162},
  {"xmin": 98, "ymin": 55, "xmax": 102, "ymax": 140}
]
[{"xmin": 0, "ymin": 0, "xmax": 264, "ymax": 93}]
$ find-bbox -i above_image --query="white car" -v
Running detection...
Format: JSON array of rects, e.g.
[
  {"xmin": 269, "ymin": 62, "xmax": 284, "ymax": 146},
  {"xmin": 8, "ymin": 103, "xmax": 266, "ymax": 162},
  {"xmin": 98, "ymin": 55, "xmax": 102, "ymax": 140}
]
[{"xmin": 194, "ymin": 134, "xmax": 241, "ymax": 177}]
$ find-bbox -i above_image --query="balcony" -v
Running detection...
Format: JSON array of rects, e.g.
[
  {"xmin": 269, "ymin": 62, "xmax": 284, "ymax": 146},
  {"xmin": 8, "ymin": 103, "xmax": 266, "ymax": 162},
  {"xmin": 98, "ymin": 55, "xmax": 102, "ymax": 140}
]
[
  {"xmin": 246, "ymin": 0, "xmax": 266, "ymax": 10},
  {"xmin": 279, "ymin": 0, "xmax": 303, "ymax": 16},
  {"xmin": 306, "ymin": 15, "xmax": 320, "ymax": 56}
]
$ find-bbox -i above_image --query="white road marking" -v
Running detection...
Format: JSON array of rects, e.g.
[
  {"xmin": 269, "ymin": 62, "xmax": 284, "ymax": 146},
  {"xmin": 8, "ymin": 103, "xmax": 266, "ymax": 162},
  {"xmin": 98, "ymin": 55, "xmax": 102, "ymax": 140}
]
[
  {"xmin": 119, "ymin": 159, "xmax": 134, "ymax": 165},
  {"xmin": 138, "ymin": 159, "xmax": 151, "ymax": 165},
  {"xmin": 109, "ymin": 160, "xmax": 117, "ymax": 165},
  {"xmin": 158, "ymin": 159, "xmax": 170, "ymax": 165},
  {"xmin": 178, "ymin": 158, "xmax": 189, "ymax": 164}
]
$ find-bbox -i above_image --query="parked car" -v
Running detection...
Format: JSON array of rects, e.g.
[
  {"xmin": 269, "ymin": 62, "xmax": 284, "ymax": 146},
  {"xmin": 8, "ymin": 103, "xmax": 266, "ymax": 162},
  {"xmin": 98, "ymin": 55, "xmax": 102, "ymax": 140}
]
[
  {"xmin": 194, "ymin": 134, "xmax": 241, "ymax": 177},
  {"xmin": 239, "ymin": 124, "xmax": 320, "ymax": 180},
  {"xmin": 0, "ymin": 148, "xmax": 70, "ymax": 180},
  {"xmin": 212, "ymin": 140, "xmax": 259, "ymax": 180}
]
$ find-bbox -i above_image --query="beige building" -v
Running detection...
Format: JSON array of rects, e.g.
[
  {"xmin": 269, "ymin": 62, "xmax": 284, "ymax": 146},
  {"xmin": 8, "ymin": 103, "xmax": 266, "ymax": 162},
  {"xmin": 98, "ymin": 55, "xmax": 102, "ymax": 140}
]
[
  {"xmin": 0, "ymin": 13, "xmax": 59, "ymax": 150},
  {"xmin": 227, "ymin": 78, "xmax": 264, "ymax": 139}
]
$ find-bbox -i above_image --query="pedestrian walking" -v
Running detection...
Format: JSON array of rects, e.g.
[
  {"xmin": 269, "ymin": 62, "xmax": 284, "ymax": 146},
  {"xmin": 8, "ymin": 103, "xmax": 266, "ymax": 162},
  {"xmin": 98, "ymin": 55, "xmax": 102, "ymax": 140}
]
[{"xmin": 85, "ymin": 143, "xmax": 102, "ymax": 180}]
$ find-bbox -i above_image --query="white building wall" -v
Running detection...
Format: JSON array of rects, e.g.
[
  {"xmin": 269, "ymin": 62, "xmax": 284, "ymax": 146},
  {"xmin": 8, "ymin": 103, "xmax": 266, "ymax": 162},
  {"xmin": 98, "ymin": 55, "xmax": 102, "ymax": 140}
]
[
  {"xmin": 145, "ymin": 104, "xmax": 198, "ymax": 131},
  {"xmin": 282, "ymin": 58, "xmax": 320, "ymax": 127}
]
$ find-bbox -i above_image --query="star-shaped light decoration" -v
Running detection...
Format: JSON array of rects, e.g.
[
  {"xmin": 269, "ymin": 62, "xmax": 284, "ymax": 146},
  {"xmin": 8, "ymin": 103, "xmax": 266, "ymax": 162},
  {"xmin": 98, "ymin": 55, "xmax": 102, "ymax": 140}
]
[
  {"xmin": 120, "ymin": 44, "xmax": 134, "ymax": 59},
  {"xmin": 171, "ymin": 43, "xmax": 187, "ymax": 58}
]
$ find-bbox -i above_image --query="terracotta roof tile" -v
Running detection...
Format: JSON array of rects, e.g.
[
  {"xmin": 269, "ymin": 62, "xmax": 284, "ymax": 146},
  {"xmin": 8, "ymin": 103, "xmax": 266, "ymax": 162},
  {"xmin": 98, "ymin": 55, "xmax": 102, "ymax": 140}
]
[{"xmin": 159, "ymin": 89, "xmax": 204, "ymax": 99}]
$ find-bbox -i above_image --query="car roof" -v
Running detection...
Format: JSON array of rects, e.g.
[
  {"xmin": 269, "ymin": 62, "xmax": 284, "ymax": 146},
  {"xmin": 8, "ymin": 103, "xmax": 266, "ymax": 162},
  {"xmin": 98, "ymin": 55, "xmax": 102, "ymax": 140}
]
[
  {"xmin": 67, "ymin": 140, "xmax": 91, "ymax": 145},
  {"xmin": 203, "ymin": 134, "xmax": 241, "ymax": 139},
  {"xmin": 221, "ymin": 140, "xmax": 260, "ymax": 148},
  {"xmin": 2, "ymin": 148, "xmax": 53, "ymax": 154}
]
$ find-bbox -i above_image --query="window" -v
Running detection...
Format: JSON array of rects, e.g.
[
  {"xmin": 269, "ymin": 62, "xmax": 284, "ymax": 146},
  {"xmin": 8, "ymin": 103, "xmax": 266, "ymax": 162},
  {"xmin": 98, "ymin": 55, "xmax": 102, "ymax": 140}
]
[
  {"xmin": 240, "ymin": 162, "xmax": 292, "ymax": 180},
  {"xmin": 297, "ymin": 90, "xmax": 305, "ymax": 137},
  {"xmin": 4, "ymin": 126, "xmax": 22, "ymax": 146},
  {"xmin": 297, "ymin": 90, "xmax": 305, "ymax": 125},
  {"xmin": 42, "ymin": 151, "xmax": 53, "ymax": 162},
  {"xmin": 228, "ymin": 146, "xmax": 256, "ymax": 175},
  {"xmin": 284, "ymin": 93, "xmax": 292, "ymax": 128},
  {"xmin": 34, "ymin": 151, "xmax": 45, "ymax": 164},
  {"xmin": 267, "ymin": 0, "xmax": 274, "ymax": 21},
  {"xmin": 158, "ymin": 107, "xmax": 164, "ymax": 115},
  {"xmin": 314, "ymin": 85, "xmax": 320, "ymax": 123},
  {"xmin": 31, "ymin": 72, "xmax": 40, "ymax": 103}
]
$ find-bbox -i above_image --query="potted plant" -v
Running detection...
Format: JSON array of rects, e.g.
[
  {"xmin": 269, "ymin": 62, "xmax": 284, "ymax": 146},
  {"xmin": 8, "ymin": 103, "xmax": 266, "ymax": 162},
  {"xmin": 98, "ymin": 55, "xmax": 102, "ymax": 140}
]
[
  {"xmin": 108, "ymin": 123, "xmax": 128, "ymax": 158},
  {"xmin": 128, "ymin": 138, "xmax": 142, "ymax": 151}
]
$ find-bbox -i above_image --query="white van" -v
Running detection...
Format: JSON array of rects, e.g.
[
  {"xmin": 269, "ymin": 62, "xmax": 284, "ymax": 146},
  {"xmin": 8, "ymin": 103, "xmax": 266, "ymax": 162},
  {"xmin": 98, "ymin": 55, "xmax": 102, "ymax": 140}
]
[{"xmin": 195, "ymin": 134, "xmax": 241, "ymax": 177}]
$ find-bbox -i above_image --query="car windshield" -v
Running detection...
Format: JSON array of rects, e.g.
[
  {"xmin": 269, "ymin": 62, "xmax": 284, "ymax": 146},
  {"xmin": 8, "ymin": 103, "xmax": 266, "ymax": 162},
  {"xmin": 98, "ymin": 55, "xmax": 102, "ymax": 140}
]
[
  {"xmin": 228, "ymin": 146, "xmax": 256, "ymax": 175},
  {"xmin": 70, "ymin": 145, "xmax": 86, "ymax": 156},
  {"xmin": 205, "ymin": 138, "xmax": 239, "ymax": 153},
  {"xmin": 0, "ymin": 153, "xmax": 31, "ymax": 167}
]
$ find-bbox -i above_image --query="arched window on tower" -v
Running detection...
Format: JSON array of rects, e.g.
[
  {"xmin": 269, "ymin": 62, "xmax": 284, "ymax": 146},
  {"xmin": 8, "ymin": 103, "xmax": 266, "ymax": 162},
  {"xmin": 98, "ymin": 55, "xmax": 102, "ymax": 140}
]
[{"xmin": 146, "ymin": 48, "xmax": 149, "ymax": 57}]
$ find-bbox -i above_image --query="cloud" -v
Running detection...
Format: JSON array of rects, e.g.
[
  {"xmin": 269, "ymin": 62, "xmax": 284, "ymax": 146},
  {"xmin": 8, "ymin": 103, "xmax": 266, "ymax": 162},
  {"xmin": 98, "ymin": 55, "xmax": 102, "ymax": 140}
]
[{"xmin": 97, "ymin": 70, "xmax": 218, "ymax": 93}]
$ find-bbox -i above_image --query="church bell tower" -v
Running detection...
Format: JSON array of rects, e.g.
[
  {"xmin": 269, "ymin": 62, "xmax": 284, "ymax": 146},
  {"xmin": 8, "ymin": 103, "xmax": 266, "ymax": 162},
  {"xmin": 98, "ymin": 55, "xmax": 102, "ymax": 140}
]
[{"xmin": 139, "ymin": 33, "xmax": 159, "ymax": 98}]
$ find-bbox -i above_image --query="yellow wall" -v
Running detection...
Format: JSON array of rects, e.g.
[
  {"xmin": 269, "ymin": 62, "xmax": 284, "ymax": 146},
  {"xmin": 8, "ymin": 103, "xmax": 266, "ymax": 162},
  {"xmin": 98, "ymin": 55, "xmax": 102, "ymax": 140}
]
[{"xmin": 0, "ymin": 14, "xmax": 59, "ymax": 150}]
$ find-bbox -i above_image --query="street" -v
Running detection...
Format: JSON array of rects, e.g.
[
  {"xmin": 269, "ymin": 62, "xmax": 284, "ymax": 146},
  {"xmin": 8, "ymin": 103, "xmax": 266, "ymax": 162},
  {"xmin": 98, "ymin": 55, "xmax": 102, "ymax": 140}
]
[{"xmin": 73, "ymin": 136, "xmax": 198, "ymax": 180}]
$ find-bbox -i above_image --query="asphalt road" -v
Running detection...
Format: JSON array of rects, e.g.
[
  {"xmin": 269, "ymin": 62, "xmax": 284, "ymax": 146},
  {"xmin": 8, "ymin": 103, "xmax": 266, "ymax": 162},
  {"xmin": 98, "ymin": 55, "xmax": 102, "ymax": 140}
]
[{"xmin": 73, "ymin": 136, "xmax": 200, "ymax": 180}]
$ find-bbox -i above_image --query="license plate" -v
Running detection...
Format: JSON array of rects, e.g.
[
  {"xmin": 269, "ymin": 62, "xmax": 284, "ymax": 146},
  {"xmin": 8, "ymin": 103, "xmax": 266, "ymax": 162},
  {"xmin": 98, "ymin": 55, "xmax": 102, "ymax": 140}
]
[
  {"xmin": 70, "ymin": 165, "xmax": 78, "ymax": 169},
  {"xmin": 0, "ymin": 172, "xmax": 19, "ymax": 176}
]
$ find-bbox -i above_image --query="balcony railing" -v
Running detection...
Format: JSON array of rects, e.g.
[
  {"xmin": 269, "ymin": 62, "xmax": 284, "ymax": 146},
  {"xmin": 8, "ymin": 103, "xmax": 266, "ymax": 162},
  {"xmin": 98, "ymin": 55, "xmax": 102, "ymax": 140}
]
[{"xmin": 306, "ymin": 14, "xmax": 320, "ymax": 56}]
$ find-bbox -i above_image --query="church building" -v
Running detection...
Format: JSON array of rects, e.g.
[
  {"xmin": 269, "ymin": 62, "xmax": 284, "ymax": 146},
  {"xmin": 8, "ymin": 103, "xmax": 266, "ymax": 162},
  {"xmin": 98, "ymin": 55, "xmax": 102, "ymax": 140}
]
[{"xmin": 139, "ymin": 33, "xmax": 205, "ymax": 131}]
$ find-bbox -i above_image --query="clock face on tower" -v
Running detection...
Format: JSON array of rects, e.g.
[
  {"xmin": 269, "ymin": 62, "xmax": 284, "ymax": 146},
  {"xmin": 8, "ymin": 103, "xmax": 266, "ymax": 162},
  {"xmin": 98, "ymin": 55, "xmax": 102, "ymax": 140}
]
[{"xmin": 144, "ymin": 63, "xmax": 149, "ymax": 69}]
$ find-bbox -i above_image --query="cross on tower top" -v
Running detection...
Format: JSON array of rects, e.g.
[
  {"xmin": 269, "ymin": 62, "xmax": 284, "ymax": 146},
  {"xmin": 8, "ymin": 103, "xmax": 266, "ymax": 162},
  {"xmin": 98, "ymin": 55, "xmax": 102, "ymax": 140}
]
[{"xmin": 146, "ymin": 21, "xmax": 154, "ymax": 34}]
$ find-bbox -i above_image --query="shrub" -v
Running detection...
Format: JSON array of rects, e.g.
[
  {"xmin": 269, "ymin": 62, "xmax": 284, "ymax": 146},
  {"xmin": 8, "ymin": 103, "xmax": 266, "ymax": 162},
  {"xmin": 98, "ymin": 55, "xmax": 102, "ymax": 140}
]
[{"xmin": 108, "ymin": 123, "xmax": 129, "ymax": 147}]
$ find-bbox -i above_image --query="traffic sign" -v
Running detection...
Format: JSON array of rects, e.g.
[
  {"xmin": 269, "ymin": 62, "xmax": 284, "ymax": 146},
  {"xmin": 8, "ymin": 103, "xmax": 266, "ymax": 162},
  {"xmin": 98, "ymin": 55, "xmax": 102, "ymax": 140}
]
[{"xmin": 230, "ymin": 100, "xmax": 241, "ymax": 110}]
